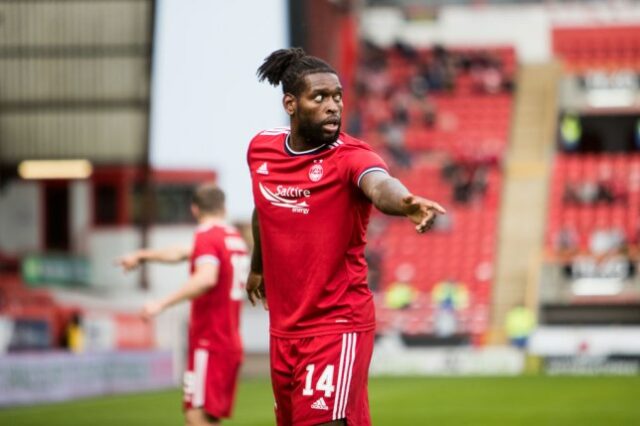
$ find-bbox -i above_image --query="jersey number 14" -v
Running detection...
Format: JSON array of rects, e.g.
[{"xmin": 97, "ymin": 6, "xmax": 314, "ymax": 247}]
[{"xmin": 302, "ymin": 364, "xmax": 335, "ymax": 398}]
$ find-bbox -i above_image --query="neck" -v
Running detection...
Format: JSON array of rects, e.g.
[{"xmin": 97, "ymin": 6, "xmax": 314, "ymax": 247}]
[
  {"xmin": 289, "ymin": 123, "xmax": 325, "ymax": 153},
  {"xmin": 198, "ymin": 214, "xmax": 225, "ymax": 226}
]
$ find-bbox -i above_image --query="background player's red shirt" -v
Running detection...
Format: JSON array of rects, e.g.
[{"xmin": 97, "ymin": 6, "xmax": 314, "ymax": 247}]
[
  {"xmin": 248, "ymin": 128, "xmax": 389, "ymax": 338},
  {"xmin": 189, "ymin": 223, "xmax": 249, "ymax": 353}
]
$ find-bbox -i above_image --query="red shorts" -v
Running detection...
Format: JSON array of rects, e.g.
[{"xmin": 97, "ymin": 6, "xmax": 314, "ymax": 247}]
[
  {"xmin": 183, "ymin": 347, "xmax": 242, "ymax": 419},
  {"xmin": 270, "ymin": 330, "xmax": 375, "ymax": 426}
]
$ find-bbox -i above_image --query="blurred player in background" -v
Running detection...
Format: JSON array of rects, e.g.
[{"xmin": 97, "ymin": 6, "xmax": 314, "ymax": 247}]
[
  {"xmin": 247, "ymin": 48, "xmax": 446, "ymax": 426},
  {"xmin": 117, "ymin": 183, "xmax": 249, "ymax": 426}
]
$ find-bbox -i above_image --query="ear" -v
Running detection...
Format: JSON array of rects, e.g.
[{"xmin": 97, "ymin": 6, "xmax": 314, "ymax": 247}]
[{"xmin": 283, "ymin": 93, "xmax": 296, "ymax": 116}]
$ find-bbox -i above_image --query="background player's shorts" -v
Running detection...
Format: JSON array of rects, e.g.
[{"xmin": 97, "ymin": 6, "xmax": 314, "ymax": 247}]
[
  {"xmin": 270, "ymin": 330, "xmax": 375, "ymax": 426},
  {"xmin": 183, "ymin": 347, "xmax": 242, "ymax": 419}
]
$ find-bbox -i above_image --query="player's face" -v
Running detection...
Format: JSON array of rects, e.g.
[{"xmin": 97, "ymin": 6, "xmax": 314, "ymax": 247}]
[
  {"xmin": 190, "ymin": 204, "xmax": 200, "ymax": 220},
  {"xmin": 295, "ymin": 73, "xmax": 343, "ymax": 145}
]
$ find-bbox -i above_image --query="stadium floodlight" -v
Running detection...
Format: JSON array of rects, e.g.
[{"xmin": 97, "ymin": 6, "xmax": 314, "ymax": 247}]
[{"xmin": 18, "ymin": 159, "xmax": 93, "ymax": 180}]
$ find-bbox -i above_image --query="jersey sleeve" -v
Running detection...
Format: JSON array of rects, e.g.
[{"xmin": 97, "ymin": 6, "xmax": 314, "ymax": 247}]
[
  {"xmin": 192, "ymin": 233, "xmax": 222, "ymax": 269},
  {"xmin": 342, "ymin": 145, "xmax": 390, "ymax": 188},
  {"xmin": 246, "ymin": 131, "xmax": 261, "ymax": 168}
]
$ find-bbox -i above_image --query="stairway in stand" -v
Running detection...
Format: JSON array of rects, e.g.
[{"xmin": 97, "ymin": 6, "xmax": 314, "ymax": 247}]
[{"xmin": 489, "ymin": 62, "xmax": 561, "ymax": 343}]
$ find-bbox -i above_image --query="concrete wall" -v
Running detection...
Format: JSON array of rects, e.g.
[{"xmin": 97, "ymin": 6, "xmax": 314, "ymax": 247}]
[{"xmin": 0, "ymin": 181, "xmax": 40, "ymax": 256}]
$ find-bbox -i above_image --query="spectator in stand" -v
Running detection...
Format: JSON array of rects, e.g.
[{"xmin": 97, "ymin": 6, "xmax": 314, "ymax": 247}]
[
  {"xmin": 595, "ymin": 165, "xmax": 628, "ymax": 204},
  {"xmin": 564, "ymin": 179, "xmax": 625, "ymax": 206},
  {"xmin": 65, "ymin": 311, "xmax": 84, "ymax": 354},
  {"xmin": 419, "ymin": 44, "xmax": 456, "ymax": 92},
  {"xmin": 389, "ymin": 87, "xmax": 411, "ymax": 126},
  {"xmin": 380, "ymin": 121, "xmax": 412, "ymax": 169},
  {"xmin": 357, "ymin": 43, "xmax": 391, "ymax": 98},
  {"xmin": 431, "ymin": 279, "xmax": 469, "ymax": 338},
  {"xmin": 505, "ymin": 303, "xmax": 535, "ymax": 350},
  {"xmin": 559, "ymin": 112, "xmax": 582, "ymax": 151},
  {"xmin": 392, "ymin": 40, "xmax": 418, "ymax": 62},
  {"xmin": 595, "ymin": 182, "xmax": 615, "ymax": 203},
  {"xmin": 346, "ymin": 102, "xmax": 363, "ymax": 137},
  {"xmin": 469, "ymin": 54, "xmax": 504, "ymax": 94},
  {"xmin": 553, "ymin": 223, "xmax": 580, "ymax": 278},
  {"xmin": 589, "ymin": 227, "xmax": 626, "ymax": 257},
  {"xmin": 564, "ymin": 181, "xmax": 598, "ymax": 205},
  {"xmin": 554, "ymin": 224, "xmax": 579, "ymax": 255},
  {"xmin": 384, "ymin": 282, "xmax": 415, "ymax": 310},
  {"xmin": 441, "ymin": 155, "xmax": 488, "ymax": 204}
]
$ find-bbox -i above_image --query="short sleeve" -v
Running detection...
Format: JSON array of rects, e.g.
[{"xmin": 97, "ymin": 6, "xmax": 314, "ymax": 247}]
[
  {"xmin": 192, "ymin": 233, "xmax": 222, "ymax": 268},
  {"xmin": 342, "ymin": 146, "xmax": 390, "ymax": 188},
  {"xmin": 246, "ymin": 132, "xmax": 259, "ymax": 168}
]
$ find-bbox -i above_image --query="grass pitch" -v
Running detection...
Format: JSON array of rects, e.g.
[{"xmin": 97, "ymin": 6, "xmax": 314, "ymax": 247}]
[{"xmin": 1, "ymin": 376, "xmax": 639, "ymax": 425}]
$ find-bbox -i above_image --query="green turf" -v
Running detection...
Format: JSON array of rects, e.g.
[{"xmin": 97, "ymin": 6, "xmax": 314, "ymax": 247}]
[{"xmin": 1, "ymin": 376, "xmax": 639, "ymax": 425}]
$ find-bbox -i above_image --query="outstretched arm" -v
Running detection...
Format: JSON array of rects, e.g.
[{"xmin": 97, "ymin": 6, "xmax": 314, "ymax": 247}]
[
  {"xmin": 116, "ymin": 246, "xmax": 192, "ymax": 272},
  {"xmin": 141, "ymin": 262, "xmax": 218, "ymax": 319},
  {"xmin": 246, "ymin": 209, "xmax": 267, "ymax": 308},
  {"xmin": 360, "ymin": 171, "xmax": 446, "ymax": 233}
]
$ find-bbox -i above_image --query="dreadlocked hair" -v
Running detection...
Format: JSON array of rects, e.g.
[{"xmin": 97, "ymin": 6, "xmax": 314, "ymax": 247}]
[{"xmin": 257, "ymin": 47, "xmax": 337, "ymax": 96}]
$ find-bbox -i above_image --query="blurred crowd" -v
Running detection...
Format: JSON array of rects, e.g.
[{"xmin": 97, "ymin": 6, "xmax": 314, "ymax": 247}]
[{"xmin": 347, "ymin": 41, "xmax": 513, "ymax": 173}]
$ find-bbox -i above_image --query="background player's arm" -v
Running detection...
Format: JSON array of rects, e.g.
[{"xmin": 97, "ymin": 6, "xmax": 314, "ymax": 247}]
[
  {"xmin": 141, "ymin": 262, "xmax": 218, "ymax": 319},
  {"xmin": 360, "ymin": 171, "xmax": 446, "ymax": 233},
  {"xmin": 116, "ymin": 246, "xmax": 192, "ymax": 271},
  {"xmin": 247, "ymin": 209, "xmax": 267, "ymax": 308}
]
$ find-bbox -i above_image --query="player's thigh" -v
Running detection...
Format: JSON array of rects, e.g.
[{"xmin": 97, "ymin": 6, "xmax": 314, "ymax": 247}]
[
  {"xmin": 204, "ymin": 351, "xmax": 242, "ymax": 419},
  {"xmin": 184, "ymin": 348, "xmax": 241, "ymax": 420},
  {"xmin": 342, "ymin": 331, "xmax": 375, "ymax": 426},
  {"xmin": 291, "ymin": 331, "xmax": 374, "ymax": 426}
]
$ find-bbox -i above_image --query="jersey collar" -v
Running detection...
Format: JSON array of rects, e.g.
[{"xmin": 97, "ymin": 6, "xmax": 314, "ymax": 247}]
[
  {"xmin": 197, "ymin": 218, "xmax": 227, "ymax": 232},
  {"xmin": 284, "ymin": 134, "xmax": 330, "ymax": 156}
]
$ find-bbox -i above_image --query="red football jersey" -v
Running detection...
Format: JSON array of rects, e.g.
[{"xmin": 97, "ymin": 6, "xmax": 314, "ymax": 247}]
[
  {"xmin": 247, "ymin": 128, "xmax": 389, "ymax": 338},
  {"xmin": 189, "ymin": 222, "xmax": 249, "ymax": 353}
]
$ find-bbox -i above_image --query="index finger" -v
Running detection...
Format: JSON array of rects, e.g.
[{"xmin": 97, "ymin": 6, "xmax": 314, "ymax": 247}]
[
  {"xmin": 427, "ymin": 201, "xmax": 446, "ymax": 214},
  {"xmin": 247, "ymin": 289, "xmax": 257, "ymax": 306}
]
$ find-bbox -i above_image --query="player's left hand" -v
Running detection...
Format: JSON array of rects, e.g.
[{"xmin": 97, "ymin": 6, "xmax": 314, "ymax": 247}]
[
  {"xmin": 116, "ymin": 253, "xmax": 141, "ymax": 272},
  {"xmin": 401, "ymin": 194, "xmax": 446, "ymax": 234},
  {"xmin": 141, "ymin": 300, "xmax": 164, "ymax": 320},
  {"xmin": 246, "ymin": 271, "xmax": 268, "ymax": 310}
]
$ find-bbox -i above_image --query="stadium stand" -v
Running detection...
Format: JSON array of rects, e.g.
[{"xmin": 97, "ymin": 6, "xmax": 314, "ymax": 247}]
[
  {"xmin": 530, "ymin": 23, "xmax": 640, "ymax": 328},
  {"xmin": 546, "ymin": 154, "xmax": 640, "ymax": 254},
  {"xmin": 552, "ymin": 25, "xmax": 640, "ymax": 73},
  {"xmin": 0, "ymin": 273, "xmax": 155, "ymax": 352},
  {"xmin": 547, "ymin": 24, "xmax": 640, "ymax": 258},
  {"xmin": 0, "ymin": 274, "xmax": 61, "ymax": 350},
  {"xmin": 353, "ymin": 44, "xmax": 516, "ymax": 342}
]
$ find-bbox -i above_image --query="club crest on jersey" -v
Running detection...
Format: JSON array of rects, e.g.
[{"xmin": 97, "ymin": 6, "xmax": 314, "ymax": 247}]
[{"xmin": 309, "ymin": 159, "xmax": 323, "ymax": 182}]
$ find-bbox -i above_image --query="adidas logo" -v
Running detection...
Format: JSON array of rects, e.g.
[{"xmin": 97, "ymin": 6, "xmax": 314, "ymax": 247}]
[
  {"xmin": 311, "ymin": 397, "xmax": 329, "ymax": 411},
  {"xmin": 257, "ymin": 162, "xmax": 269, "ymax": 175}
]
